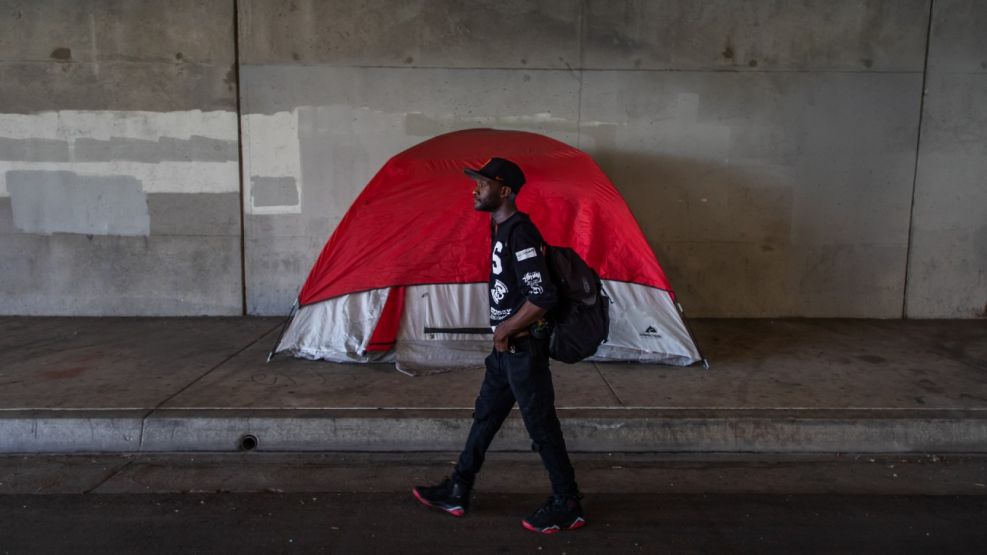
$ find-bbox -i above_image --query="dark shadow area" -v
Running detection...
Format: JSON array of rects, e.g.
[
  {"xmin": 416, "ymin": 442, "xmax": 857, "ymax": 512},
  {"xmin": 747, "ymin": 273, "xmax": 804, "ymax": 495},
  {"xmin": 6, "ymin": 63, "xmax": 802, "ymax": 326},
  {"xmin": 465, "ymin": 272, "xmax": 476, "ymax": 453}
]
[{"xmin": 590, "ymin": 149, "xmax": 797, "ymax": 318}]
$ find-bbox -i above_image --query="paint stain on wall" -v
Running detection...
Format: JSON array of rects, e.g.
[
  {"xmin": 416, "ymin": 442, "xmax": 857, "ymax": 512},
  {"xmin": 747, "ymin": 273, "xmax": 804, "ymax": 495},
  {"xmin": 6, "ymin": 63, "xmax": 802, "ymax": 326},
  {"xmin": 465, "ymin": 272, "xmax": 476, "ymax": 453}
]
[
  {"xmin": 0, "ymin": 136, "xmax": 237, "ymax": 163},
  {"xmin": 73, "ymin": 135, "xmax": 238, "ymax": 162},
  {"xmin": 241, "ymin": 110, "xmax": 303, "ymax": 215},
  {"xmin": 6, "ymin": 170, "xmax": 150, "ymax": 236},
  {"xmin": 0, "ymin": 138, "xmax": 70, "ymax": 162},
  {"xmin": 251, "ymin": 176, "xmax": 299, "ymax": 207},
  {"xmin": 0, "ymin": 110, "xmax": 240, "ymax": 197}
]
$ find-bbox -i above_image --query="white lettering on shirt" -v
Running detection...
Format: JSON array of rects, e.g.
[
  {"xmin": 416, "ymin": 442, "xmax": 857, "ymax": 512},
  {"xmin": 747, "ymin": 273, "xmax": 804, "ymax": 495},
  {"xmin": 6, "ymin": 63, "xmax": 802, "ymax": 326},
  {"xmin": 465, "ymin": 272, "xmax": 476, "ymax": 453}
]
[
  {"xmin": 490, "ymin": 307, "xmax": 513, "ymax": 320},
  {"xmin": 492, "ymin": 241, "xmax": 503, "ymax": 275},
  {"xmin": 522, "ymin": 271, "xmax": 544, "ymax": 295}
]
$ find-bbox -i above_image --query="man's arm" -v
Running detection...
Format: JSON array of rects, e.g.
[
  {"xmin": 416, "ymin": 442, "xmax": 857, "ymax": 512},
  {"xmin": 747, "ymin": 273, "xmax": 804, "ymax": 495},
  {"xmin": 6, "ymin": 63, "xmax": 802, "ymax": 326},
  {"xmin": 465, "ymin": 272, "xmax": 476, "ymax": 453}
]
[{"xmin": 493, "ymin": 300, "xmax": 546, "ymax": 352}]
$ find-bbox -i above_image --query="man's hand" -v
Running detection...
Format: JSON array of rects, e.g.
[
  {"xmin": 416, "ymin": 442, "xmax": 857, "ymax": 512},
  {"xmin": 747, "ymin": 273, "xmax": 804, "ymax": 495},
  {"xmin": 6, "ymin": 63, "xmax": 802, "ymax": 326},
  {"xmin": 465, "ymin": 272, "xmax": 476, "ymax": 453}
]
[
  {"xmin": 493, "ymin": 326, "xmax": 511, "ymax": 352},
  {"xmin": 492, "ymin": 300, "xmax": 547, "ymax": 353}
]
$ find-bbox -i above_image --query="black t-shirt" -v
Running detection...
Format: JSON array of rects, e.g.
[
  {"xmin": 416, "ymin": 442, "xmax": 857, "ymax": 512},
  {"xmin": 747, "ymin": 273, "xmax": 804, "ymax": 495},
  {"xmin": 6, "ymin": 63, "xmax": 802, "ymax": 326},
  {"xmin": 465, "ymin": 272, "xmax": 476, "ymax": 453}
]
[{"xmin": 488, "ymin": 212, "xmax": 557, "ymax": 327}]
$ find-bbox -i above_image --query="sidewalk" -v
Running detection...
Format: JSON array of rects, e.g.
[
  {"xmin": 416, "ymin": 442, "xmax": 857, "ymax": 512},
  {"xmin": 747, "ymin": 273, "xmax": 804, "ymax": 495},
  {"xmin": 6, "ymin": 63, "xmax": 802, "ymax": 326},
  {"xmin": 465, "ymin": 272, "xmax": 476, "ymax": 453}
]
[{"xmin": 1, "ymin": 317, "xmax": 985, "ymax": 454}]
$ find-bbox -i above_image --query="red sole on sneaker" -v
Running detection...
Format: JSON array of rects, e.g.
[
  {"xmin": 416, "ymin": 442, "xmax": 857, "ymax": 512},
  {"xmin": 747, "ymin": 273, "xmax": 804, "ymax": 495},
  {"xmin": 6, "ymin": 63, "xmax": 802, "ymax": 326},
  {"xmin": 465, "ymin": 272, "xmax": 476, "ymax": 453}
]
[
  {"xmin": 412, "ymin": 488, "xmax": 464, "ymax": 517},
  {"xmin": 521, "ymin": 517, "xmax": 586, "ymax": 534}
]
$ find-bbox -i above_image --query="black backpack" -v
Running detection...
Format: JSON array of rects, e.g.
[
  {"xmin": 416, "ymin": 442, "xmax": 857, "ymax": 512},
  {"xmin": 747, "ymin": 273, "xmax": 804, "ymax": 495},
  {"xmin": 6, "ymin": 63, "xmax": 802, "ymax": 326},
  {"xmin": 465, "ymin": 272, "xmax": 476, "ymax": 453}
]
[{"xmin": 545, "ymin": 246, "xmax": 610, "ymax": 363}]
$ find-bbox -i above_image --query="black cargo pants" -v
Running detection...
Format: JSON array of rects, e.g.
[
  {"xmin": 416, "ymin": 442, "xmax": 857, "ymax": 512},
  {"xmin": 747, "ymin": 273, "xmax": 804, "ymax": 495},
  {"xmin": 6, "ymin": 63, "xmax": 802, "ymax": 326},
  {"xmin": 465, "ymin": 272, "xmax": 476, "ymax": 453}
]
[{"xmin": 452, "ymin": 335, "xmax": 579, "ymax": 497}]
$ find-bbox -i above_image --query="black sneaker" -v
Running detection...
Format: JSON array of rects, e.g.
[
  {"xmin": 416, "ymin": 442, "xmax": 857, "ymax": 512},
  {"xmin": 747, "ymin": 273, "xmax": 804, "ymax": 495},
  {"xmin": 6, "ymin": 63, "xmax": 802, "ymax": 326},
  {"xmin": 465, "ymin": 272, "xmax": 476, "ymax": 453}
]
[
  {"xmin": 412, "ymin": 478, "xmax": 470, "ymax": 517},
  {"xmin": 521, "ymin": 494, "xmax": 586, "ymax": 534}
]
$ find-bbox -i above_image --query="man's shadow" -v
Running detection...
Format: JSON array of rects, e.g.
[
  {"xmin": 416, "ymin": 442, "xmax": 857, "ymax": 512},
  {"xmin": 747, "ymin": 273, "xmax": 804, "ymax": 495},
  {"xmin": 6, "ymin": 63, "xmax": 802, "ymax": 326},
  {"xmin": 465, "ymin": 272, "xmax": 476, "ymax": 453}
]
[{"xmin": 590, "ymin": 149, "xmax": 798, "ymax": 365}]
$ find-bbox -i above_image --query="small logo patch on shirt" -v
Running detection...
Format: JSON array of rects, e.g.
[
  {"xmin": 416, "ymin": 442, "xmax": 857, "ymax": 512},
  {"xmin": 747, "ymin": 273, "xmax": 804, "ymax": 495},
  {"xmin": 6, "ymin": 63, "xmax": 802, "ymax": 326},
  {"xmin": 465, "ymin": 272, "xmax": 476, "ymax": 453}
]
[
  {"xmin": 515, "ymin": 247, "xmax": 537, "ymax": 262},
  {"xmin": 522, "ymin": 271, "xmax": 544, "ymax": 295}
]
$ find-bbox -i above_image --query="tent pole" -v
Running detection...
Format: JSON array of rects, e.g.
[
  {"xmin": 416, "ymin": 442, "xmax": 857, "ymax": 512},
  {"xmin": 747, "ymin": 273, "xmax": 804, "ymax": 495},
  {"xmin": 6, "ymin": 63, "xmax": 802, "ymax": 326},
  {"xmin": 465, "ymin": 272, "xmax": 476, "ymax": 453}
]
[{"xmin": 266, "ymin": 298, "xmax": 299, "ymax": 362}]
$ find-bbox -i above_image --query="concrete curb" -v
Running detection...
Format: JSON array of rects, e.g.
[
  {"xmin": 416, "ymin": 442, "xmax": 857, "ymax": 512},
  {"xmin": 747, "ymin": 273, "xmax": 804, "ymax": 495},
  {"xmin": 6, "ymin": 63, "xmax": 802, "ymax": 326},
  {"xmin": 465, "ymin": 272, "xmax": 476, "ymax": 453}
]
[
  {"xmin": 2, "ymin": 409, "xmax": 987, "ymax": 454},
  {"xmin": 0, "ymin": 410, "xmax": 145, "ymax": 453}
]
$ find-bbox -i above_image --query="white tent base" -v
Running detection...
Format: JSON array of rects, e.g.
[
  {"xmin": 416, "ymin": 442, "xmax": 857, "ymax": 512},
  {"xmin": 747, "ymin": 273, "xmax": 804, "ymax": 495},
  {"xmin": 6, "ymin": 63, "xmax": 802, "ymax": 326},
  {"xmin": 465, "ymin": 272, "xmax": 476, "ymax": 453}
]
[{"xmin": 277, "ymin": 281, "xmax": 702, "ymax": 370}]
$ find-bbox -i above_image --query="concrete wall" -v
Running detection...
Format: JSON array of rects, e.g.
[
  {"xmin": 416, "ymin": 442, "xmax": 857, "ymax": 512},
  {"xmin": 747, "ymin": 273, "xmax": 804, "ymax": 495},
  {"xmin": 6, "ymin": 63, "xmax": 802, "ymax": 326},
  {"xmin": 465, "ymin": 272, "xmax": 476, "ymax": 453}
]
[
  {"xmin": 579, "ymin": 0, "xmax": 927, "ymax": 317},
  {"xmin": 0, "ymin": 0, "xmax": 241, "ymax": 315},
  {"xmin": 237, "ymin": 0, "xmax": 585, "ymax": 314},
  {"xmin": 2, "ymin": 0, "xmax": 985, "ymax": 318},
  {"xmin": 906, "ymin": 0, "xmax": 987, "ymax": 318}
]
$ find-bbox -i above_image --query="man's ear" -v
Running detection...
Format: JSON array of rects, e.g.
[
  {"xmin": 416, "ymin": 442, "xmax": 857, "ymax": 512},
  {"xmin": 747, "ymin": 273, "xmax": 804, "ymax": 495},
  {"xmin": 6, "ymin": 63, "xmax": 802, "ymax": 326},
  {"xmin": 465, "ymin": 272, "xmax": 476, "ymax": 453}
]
[{"xmin": 499, "ymin": 185, "xmax": 512, "ymax": 199}]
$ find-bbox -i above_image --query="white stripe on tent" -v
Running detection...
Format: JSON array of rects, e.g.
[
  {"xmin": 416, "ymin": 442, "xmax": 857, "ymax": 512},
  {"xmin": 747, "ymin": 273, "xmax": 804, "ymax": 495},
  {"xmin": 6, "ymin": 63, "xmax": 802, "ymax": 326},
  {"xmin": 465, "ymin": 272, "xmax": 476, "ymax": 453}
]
[{"xmin": 277, "ymin": 281, "xmax": 701, "ymax": 369}]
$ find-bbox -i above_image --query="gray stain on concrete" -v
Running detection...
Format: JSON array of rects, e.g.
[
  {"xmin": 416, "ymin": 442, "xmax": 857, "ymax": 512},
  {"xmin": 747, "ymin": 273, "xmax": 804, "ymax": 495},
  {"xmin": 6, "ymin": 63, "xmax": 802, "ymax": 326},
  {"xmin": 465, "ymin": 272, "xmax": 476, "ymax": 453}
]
[
  {"xmin": 74, "ymin": 136, "xmax": 238, "ymax": 162},
  {"xmin": 50, "ymin": 47, "xmax": 71, "ymax": 60},
  {"xmin": 7, "ymin": 170, "xmax": 150, "ymax": 236},
  {"xmin": 0, "ymin": 138, "xmax": 71, "ymax": 162},
  {"xmin": 148, "ymin": 192, "xmax": 240, "ymax": 236},
  {"xmin": 250, "ymin": 177, "xmax": 298, "ymax": 207},
  {"xmin": 0, "ymin": 197, "xmax": 16, "ymax": 235}
]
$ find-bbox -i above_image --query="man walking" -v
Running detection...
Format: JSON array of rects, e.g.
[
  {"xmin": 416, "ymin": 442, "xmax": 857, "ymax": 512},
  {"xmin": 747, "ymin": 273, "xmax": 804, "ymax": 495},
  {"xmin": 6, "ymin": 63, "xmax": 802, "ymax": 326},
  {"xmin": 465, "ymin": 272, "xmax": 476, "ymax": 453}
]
[{"xmin": 412, "ymin": 157, "xmax": 585, "ymax": 534}]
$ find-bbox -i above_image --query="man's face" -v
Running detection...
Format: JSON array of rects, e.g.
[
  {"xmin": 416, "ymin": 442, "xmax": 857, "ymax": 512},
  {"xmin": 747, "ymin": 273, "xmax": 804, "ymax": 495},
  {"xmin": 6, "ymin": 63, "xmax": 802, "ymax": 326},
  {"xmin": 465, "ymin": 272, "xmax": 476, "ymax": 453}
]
[{"xmin": 472, "ymin": 177, "xmax": 507, "ymax": 212}]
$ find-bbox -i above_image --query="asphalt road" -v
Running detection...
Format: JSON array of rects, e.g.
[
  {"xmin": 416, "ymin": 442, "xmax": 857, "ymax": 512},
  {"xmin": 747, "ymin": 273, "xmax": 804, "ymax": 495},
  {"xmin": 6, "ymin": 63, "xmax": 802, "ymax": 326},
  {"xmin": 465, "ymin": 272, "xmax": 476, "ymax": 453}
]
[
  {"xmin": 1, "ymin": 453, "xmax": 985, "ymax": 554},
  {"xmin": 3, "ymin": 491, "xmax": 986, "ymax": 554}
]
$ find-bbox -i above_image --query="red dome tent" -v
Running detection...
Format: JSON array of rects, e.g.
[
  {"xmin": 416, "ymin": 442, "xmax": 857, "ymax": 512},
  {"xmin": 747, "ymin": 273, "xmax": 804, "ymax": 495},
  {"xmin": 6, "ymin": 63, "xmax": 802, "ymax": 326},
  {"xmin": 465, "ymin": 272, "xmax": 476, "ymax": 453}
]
[{"xmin": 274, "ymin": 129, "xmax": 702, "ymax": 370}]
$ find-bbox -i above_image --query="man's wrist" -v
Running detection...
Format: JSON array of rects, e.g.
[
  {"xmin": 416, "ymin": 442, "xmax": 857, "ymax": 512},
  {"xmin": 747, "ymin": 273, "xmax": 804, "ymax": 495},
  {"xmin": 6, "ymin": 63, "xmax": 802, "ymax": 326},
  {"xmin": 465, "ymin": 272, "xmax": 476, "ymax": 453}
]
[
  {"xmin": 495, "ymin": 323, "xmax": 517, "ymax": 339},
  {"xmin": 497, "ymin": 317, "xmax": 529, "ymax": 338}
]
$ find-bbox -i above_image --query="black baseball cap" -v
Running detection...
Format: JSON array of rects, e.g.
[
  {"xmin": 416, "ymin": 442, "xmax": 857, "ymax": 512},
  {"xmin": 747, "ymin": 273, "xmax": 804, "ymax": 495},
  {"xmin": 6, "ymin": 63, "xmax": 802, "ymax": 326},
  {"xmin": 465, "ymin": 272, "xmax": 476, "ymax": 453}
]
[{"xmin": 464, "ymin": 157, "xmax": 526, "ymax": 193}]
